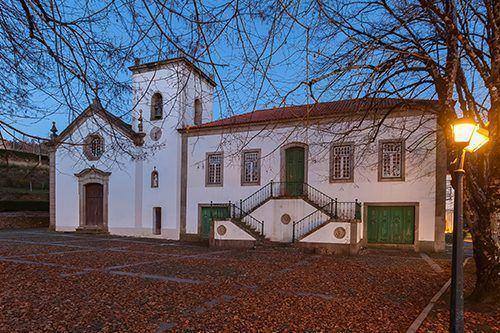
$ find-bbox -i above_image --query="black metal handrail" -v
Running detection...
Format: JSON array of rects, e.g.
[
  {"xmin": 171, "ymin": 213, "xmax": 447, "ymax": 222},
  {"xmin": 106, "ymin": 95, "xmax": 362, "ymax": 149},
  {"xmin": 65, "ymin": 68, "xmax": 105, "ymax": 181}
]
[
  {"xmin": 238, "ymin": 181, "xmax": 307, "ymax": 217},
  {"xmin": 239, "ymin": 182, "xmax": 273, "ymax": 216},
  {"xmin": 230, "ymin": 203, "xmax": 264, "ymax": 236},
  {"xmin": 292, "ymin": 201, "xmax": 362, "ymax": 241},
  {"xmin": 235, "ymin": 181, "xmax": 362, "ymax": 229},
  {"xmin": 302, "ymin": 183, "xmax": 334, "ymax": 212},
  {"xmin": 292, "ymin": 204, "xmax": 331, "ymax": 242},
  {"xmin": 232, "ymin": 181, "xmax": 361, "ymax": 234},
  {"xmin": 301, "ymin": 183, "xmax": 362, "ymax": 220},
  {"xmin": 316, "ymin": 199, "xmax": 362, "ymax": 220}
]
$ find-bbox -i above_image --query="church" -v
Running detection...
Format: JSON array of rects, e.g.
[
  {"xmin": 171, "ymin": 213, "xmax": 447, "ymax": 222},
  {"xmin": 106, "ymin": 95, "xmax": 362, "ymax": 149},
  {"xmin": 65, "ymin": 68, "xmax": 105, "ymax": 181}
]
[{"xmin": 48, "ymin": 57, "xmax": 446, "ymax": 254}]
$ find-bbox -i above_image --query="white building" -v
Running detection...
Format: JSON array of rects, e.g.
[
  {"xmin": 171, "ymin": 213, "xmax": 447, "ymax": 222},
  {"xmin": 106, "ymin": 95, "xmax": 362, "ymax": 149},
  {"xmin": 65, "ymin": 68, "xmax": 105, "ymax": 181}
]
[{"xmin": 48, "ymin": 57, "xmax": 446, "ymax": 253}]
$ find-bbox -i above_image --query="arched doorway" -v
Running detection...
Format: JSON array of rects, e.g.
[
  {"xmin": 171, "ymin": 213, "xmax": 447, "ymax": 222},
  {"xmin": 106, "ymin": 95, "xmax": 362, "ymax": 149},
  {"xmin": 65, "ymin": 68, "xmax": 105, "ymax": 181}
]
[
  {"xmin": 75, "ymin": 167, "xmax": 110, "ymax": 232},
  {"xmin": 85, "ymin": 183, "xmax": 104, "ymax": 226},
  {"xmin": 284, "ymin": 145, "xmax": 306, "ymax": 196}
]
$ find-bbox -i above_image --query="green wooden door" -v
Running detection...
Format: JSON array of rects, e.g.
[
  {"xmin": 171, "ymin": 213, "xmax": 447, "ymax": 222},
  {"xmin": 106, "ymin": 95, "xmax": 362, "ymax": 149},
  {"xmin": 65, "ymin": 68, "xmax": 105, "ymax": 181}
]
[
  {"xmin": 367, "ymin": 206, "xmax": 415, "ymax": 244},
  {"xmin": 200, "ymin": 206, "xmax": 230, "ymax": 238},
  {"xmin": 285, "ymin": 147, "xmax": 305, "ymax": 196}
]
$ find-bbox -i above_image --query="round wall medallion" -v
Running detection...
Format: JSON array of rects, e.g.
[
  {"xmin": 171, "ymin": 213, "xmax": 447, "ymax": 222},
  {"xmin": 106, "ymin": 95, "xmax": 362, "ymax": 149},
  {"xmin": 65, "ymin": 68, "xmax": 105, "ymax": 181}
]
[
  {"xmin": 281, "ymin": 213, "xmax": 291, "ymax": 225},
  {"xmin": 150, "ymin": 126, "xmax": 162, "ymax": 141},
  {"xmin": 217, "ymin": 225, "xmax": 227, "ymax": 236},
  {"xmin": 333, "ymin": 227, "xmax": 346, "ymax": 239}
]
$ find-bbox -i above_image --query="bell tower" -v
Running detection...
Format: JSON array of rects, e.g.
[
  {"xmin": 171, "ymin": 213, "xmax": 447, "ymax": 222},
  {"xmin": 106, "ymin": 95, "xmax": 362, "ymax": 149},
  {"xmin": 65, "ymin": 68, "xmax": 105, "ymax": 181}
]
[
  {"xmin": 129, "ymin": 57, "xmax": 215, "ymax": 239},
  {"xmin": 130, "ymin": 57, "xmax": 216, "ymax": 139}
]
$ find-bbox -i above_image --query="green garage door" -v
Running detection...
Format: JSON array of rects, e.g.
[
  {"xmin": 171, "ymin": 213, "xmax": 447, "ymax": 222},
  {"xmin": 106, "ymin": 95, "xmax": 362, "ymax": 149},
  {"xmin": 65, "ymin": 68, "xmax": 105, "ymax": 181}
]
[
  {"xmin": 200, "ymin": 206, "xmax": 230, "ymax": 238},
  {"xmin": 367, "ymin": 206, "xmax": 415, "ymax": 244}
]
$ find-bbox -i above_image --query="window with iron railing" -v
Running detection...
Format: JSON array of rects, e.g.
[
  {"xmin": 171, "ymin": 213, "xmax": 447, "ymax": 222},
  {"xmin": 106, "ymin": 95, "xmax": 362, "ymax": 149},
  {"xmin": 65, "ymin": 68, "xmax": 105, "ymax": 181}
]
[
  {"xmin": 379, "ymin": 140, "xmax": 405, "ymax": 181},
  {"xmin": 206, "ymin": 153, "xmax": 223, "ymax": 186},
  {"xmin": 242, "ymin": 150, "xmax": 260, "ymax": 185},
  {"xmin": 330, "ymin": 144, "xmax": 354, "ymax": 182}
]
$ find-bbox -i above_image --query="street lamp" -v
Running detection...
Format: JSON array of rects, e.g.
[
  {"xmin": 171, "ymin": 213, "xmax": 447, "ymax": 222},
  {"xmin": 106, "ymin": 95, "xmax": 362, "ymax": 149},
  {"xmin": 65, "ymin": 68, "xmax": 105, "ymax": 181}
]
[{"xmin": 449, "ymin": 117, "xmax": 489, "ymax": 333}]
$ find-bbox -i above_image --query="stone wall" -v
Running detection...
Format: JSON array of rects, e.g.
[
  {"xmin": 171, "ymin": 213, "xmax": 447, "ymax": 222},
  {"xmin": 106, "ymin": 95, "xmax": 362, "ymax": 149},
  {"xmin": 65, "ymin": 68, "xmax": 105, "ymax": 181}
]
[{"xmin": 0, "ymin": 211, "xmax": 49, "ymax": 229}]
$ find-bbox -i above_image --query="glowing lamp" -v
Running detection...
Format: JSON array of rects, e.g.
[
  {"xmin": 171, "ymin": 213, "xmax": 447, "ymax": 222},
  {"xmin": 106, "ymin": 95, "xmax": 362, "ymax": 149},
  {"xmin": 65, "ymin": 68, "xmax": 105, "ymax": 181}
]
[
  {"xmin": 448, "ymin": 116, "xmax": 489, "ymax": 331},
  {"xmin": 465, "ymin": 127, "xmax": 489, "ymax": 152},
  {"xmin": 451, "ymin": 118, "xmax": 477, "ymax": 144}
]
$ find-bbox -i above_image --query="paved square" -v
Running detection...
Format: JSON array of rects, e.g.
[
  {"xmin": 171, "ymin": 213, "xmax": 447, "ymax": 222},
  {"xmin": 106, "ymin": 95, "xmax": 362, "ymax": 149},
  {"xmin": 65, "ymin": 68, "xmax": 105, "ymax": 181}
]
[{"xmin": 0, "ymin": 229, "xmax": 451, "ymax": 332}]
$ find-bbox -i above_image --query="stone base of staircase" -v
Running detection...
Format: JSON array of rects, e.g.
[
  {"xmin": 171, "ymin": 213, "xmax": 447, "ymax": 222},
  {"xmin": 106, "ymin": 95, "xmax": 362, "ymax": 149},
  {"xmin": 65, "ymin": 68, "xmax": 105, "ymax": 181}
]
[
  {"xmin": 75, "ymin": 226, "xmax": 109, "ymax": 234},
  {"xmin": 209, "ymin": 238, "xmax": 256, "ymax": 248},
  {"xmin": 294, "ymin": 241, "xmax": 361, "ymax": 256}
]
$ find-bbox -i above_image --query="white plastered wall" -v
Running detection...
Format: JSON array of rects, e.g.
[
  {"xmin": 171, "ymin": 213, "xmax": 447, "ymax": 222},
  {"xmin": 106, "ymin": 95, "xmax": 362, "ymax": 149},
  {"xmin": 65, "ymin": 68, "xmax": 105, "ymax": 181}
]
[
  {"xmin": 130, "ymin": 61, "xmax": 215, "ymax": 239},
  {"xmin": 185, "ymin": 114, "xmax": 438, "ymax": 244},
  {"xmin": 250, "ymin": 199, "xmax": 323, "ymax": 242},
  {"xmin": 54, "ymin": 113, "xmax": 136, "ymax": 233},
  {"xmin": 214, "ymin": 220, "xmax": 256, "ymax": 241},
  {"xmin": 300, "ymin": 222, "xmax": 352, "ymax": 244}
]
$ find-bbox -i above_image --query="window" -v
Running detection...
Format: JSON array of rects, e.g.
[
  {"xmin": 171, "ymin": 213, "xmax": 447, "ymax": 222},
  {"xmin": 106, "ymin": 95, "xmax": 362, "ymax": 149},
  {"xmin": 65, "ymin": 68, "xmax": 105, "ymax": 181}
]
[
  {"xmin": 151, "ymin": 168, "xmax": 159, "ymax": 188},
  {"xmin": 379, "ymin": 140, "xmax": 405, "ymax": 181},
  {"xmin": 241, "ymin": 150, "xmax": 261, "ymax": 185},
  {"xmin": 206, "ymin": 153, "xmax": 223, "ymax": 186},
  {"xmin": 83, "ymin": 134, "xmax": 104, "ymax": 161},
  {"xmin": 194, "ymin": 98, "xmax": 202, "ymax": 125},
  {"xmin": 330, "ymin": 144, "xmax": 354, "ymax": 182},
  {"xmin": 151, "ymin": 93, "xmax": 163, "ymax": 120},
  {"xmin": 153, "ymin": 207, "xmax": 161, "ymax": 235}
]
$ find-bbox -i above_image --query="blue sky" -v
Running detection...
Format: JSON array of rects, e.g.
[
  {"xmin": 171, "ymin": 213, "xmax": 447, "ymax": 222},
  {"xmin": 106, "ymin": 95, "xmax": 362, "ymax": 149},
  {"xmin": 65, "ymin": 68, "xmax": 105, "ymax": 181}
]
[
  {"xmin": 6, "ymin": 0, "xmax": 463, "ymax": 141},
  {"xmin": 6, "ymin": 1, "xmax": 318, "ymax": 140}
]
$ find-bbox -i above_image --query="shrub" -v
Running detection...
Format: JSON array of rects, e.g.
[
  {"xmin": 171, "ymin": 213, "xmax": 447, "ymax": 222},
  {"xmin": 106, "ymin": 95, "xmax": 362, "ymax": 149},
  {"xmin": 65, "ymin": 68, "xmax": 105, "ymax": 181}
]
[{"xmin": 0, "ymin": 201, "xmax": 49, "ymax": 212}]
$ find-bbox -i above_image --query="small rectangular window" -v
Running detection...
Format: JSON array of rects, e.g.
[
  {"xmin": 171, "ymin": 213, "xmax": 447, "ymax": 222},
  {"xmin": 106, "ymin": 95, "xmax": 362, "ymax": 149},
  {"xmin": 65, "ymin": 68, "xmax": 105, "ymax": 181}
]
[
  {"xmin": 330, "ymin": 144, "xmax": 354, "ymax": 182},
  {"xmin": 379, "ymin": 140, "xmax": 405, "ymax": 181},
  {"xmin": 241, "ymin": 150, "xmax": 261, "ymax": 185},
  {"xmin": 206, "ymin": 152, "xmax": 223, "ymax": 186}
]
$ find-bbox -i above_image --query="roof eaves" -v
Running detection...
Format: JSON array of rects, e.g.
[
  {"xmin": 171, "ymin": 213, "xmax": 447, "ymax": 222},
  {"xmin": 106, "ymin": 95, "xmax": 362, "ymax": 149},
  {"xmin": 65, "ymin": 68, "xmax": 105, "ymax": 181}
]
[
  {"xmin": 129, "ymin": 57, "xmax": 217, "ymax": 87},
  {"xmin": 53, "ymin": 103, "xmax": 145, "ymax": 147}
]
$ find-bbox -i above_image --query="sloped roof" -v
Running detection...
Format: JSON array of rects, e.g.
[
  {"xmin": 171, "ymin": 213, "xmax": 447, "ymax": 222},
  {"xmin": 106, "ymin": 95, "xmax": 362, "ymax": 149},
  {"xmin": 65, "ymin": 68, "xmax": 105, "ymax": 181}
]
[
  {"xmin": 180, "ymin": 98, "xmax": 438, "ymax": 132},
  {"xmin": 52, "ymin": 99, "xmax": 145, "ymax": 147}
]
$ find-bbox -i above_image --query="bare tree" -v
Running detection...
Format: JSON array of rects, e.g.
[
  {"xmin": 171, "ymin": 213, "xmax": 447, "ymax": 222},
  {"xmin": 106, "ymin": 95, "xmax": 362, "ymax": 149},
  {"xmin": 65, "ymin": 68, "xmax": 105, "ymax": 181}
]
[
  {"xmin": 310, "ymin": 0, "xmax": 499, "ymax": 303},
  {"xmin": 1, "ymin": 0, "xmax": 497, "ymax": 303}
]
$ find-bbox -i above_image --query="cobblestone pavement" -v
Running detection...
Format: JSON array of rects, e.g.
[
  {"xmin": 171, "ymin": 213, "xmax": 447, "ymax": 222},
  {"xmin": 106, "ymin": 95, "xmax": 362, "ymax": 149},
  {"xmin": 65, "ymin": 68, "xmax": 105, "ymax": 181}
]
[{"xmin": 0, "ymin": 229, "xmax": 452, "ymax": 332}]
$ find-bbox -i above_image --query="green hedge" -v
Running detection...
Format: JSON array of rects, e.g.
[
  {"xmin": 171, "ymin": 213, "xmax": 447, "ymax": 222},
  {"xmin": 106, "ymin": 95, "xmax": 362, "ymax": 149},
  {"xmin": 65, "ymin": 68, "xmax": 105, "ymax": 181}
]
[{"xmin": 0, "ymin": 201, "xmax": 49, "ymax": 212}]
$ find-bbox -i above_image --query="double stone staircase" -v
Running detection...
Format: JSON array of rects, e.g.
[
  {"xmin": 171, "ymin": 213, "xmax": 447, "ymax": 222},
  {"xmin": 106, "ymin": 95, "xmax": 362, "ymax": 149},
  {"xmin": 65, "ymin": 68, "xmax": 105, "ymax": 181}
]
[{"xmin": 225, "ymin": 181, "xmax": 362, "ymax": 243}]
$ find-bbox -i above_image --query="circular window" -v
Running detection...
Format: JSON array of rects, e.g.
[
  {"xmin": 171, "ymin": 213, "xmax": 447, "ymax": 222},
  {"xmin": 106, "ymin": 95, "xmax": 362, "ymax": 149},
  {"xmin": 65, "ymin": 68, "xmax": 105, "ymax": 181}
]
[
  {"xmin": 150, "ymin": 126, "xmax": 162, "ymax": 141},
  {"xmin": 281, "ymin": 214, "xmax": 291, "ymax": 225},
  {"xmin": 83, "ymin": 134, "xmax": 104, "ymax": 161},
  {"xmin": 217, "ymin": 225, "xmax": 227, "ymax": 236},
  {"xmin": 333, "ymin": 227, "xmax": 346, "ymax": 239}
]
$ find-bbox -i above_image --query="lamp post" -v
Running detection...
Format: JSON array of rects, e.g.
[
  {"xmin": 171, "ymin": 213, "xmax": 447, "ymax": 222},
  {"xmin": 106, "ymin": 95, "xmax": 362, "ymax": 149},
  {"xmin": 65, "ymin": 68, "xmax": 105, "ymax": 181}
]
[{"xmin": 449, "ymin": 118, "xmax": 489, "ymax": 333}]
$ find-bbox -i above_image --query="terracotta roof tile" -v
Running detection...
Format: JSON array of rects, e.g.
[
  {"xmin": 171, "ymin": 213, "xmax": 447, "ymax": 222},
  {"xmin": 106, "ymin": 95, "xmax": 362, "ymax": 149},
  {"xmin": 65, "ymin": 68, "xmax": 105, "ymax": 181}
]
[{"xmin": 182, "ymin": 98, "xmax": 438, "ymax": 131}]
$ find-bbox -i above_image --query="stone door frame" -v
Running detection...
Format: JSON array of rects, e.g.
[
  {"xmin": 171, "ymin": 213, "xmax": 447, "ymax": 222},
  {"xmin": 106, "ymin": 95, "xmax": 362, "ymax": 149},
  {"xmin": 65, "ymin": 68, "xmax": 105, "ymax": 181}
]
[
  {"xmin": 279, "ymin": 142, "xmax": 309, "ymax": 196},
  {"xmin": 75, "ymin": 167, "xmax": 111, "ymax": 232}
]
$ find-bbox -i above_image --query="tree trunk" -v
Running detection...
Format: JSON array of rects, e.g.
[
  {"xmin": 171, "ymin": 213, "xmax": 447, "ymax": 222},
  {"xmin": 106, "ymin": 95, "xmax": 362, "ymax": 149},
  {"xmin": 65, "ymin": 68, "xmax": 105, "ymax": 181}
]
[
  {"xmin": 470, "ymin": 202, "xmax": 500, "ymax": 303},
  {"xmin": 466, "ymin": 130, "xmax": 500, "ymax": 303}
]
